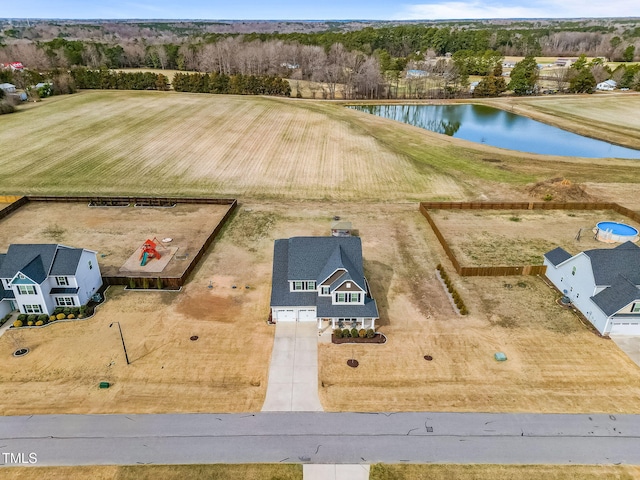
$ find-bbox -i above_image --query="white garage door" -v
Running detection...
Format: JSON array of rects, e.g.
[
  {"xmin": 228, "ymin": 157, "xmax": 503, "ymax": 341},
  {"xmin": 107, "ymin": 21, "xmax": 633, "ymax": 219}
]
[
  {"xmin": 298, "ymin": 309, "xmax": 317, "ymax": 321},
  {"xmin": 274, "ymin": 309, "xmax": 296, "ymax": 321},
  {"xmin": 609, "ymin": 321, "xmax": 640, "ymax": 335}
]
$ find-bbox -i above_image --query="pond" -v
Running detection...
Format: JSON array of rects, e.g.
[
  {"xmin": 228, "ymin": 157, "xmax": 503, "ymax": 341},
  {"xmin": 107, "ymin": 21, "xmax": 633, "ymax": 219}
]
[{"xmin": 350, "ymin": 104, "xmax": 640, "ymax": 159}]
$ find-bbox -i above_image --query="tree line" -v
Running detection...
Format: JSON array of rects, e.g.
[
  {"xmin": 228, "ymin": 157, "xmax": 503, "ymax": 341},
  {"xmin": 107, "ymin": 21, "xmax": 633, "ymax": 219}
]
[
  {"xmin": 70, "ymin": 68, "xmax": 169, "ymax": 90},
  {"xmin": 172, "ymin": 72, "xmax": 290, "ymax": 96}
]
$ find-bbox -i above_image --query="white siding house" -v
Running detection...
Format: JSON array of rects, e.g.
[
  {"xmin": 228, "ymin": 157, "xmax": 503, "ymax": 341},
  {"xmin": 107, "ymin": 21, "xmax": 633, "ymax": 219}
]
[
  {"xmin": 543, "ymin": 242, "xmax": 640, "ymax": 335},
  {"xmin": 596, "ymin": 80, "xmax": 617, "ymax": 91},
  {"xmin": 270, "ymin": 237, "xmax": 379, "ymax": 330},
  {"xmin": 0, "ymin": 244, "xmax": 102, "ymax": 316}
]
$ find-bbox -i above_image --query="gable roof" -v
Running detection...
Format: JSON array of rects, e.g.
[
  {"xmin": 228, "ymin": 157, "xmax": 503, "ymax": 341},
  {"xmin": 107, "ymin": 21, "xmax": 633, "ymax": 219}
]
[
  {"xmin": 584, "ymin": 242, "xmax": 640, "ymax": 286},
  {"xmin": 591, "ymin": 274, "xmax": 640, "ymax": 316},
  {"xmin": 286, "ymin": 237, "xmax": 365, "ymax": 288},
  {"xmin": 544, "ymin": 247, "xmax": 572, "ymax": 266},
  {"xmin": 0, "ymin": 254, "xmax": 13, "ymax": 300},
  {"xmin": 0, "ymin": 244, "xmax": 85, "ymax": 282}
]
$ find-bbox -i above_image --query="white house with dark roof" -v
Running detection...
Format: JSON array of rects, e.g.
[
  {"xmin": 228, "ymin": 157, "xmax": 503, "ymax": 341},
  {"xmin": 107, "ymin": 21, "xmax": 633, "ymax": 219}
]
[
  {"xmin": 543, "ymin": 242, "xmax": 640, "ymax": 335},
  {"xmin": 270, "ymin": 237, "xmax": 379, "ymax": 330},
  {"xmin": 0, "ymin": 244, "xmax": 102, "ymax": 316}
]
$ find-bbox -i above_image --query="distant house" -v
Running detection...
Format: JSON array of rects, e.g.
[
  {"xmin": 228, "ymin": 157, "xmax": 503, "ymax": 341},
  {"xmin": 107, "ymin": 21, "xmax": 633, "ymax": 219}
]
[
  {"xmin": 0, "ymin": 244, "xmax": 103, "ymax": 317},
  {"xmin": 596, "ymin": 80, "xmax": 617, "ymax": 91},
  {"xmin": 406, "ymin": 69, "xmax": 428, "ymax": 78},
  {"xmin": 469, "ymin": 81, "xmax": 480, "ymax": 93},
  {"xmin": 543, "ymin": 242, "xmax": 640, "ymax": 335},
  {"xmin": 502, "ymin": 62, "xmax": 516, "ymax": 68},
  {"xmin": 270, "ymin": 236, "xmax": 378, "ymax": 330},
  {"xmin": 1, "ymin": 62, "xmax": 24, "ymax": 71},
  {"xmin": 0, "ymin": 83, "xmax": 16, "ymax": 94},
  {"xmin": 555, "ymin": 58, "xmax": 577, "ymax": 67}
]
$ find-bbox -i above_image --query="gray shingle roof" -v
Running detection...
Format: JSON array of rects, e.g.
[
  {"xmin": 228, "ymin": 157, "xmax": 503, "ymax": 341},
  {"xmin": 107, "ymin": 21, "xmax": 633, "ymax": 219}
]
[
  {"xmin": 50, "ymin": 248, "xmax": 83, "ymax": 276},
  {"xmin": 584, "ymin": 241, "xmax": 640, "ymax": 286},
  {"xmin": 544, "ymin": 247, "xmax": 572, "ymax": 266},
  {"xmin": 591, "ymin": 275, "xmax": 640, "ymax": 316},
  {"xmin": 0, "ymin": 253, "xmax": 12, "ymax": 301},
  {"xmin": 0, "ymin": 244, "xmax": 85, "ymax": 282},
  {"xmin": 270, "ymin": 236, "xmax": 378, "ymax": 318},
  {"xmin": 316, "ymin": 296, "xmax": 379, "ymax": 318}
]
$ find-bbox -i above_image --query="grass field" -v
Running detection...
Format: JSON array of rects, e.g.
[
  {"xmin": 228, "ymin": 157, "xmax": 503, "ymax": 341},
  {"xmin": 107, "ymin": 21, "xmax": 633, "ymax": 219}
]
[
  {"xmin": 1, "ymin": 464, "xmax": 302, "ymax": 480},
  {"xmin": 2, "ymin": 90, "xmax": 640, "ymax": 203},
  {"xmin": 429, "ymin": 209, "xmax": 640, "ymax": 267},
  {"xmin": 370, "ymin": 464, "xmax": 640, "ymax": 480}
]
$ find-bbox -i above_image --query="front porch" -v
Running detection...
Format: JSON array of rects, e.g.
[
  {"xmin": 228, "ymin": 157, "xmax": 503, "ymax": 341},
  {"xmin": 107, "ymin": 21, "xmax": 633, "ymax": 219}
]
[{"xmin": 317, "ymin": 317, "xmax": 376, "ymax": 331}]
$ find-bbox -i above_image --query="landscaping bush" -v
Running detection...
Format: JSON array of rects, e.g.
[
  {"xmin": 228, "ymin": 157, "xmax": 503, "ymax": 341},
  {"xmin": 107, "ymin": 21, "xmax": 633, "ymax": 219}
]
[
  {"xmin": 35, "ymin": 320, "xmax": 44, "ymax": 326},
  {"xmin": 79, "ymin": 305, "xmax": 87, "ymax": 316},
  {"xmin": 13, "ymin": 320, "xmax": 23, "ymax": 328},
  {"xmin": 333, "ymin": 328, "xmax": 343, "ymax": 338},
  {"xmin": 63, "ymin": 307, "xmax": 72, "ymax": 315},
  {"xmin": 67, "ymin": 314, "xmax": 75, "ymax": 319},
  {"xmin": 460, "ymin": 306, "xmax": 469, "ymax": 315},
  {"xmin": 27, "ymin": 314, "xmax": 37, "ymax": 323},
  {"xmin": 38, "ymin": 314, "xmax": 48, "ymax": 322},
  {"xmin": 350, "ymin": 328, "xmax": 358, "ymax": 338},
  {"xmin": 53, "ymin": 307, "xmax": 64, "ymax": 315},
  {"xmin": 342, "ymin": 329, "xmax": 351, "ymax": 338},
  {"xmin": 358, "ymin": 328, "xmax": 367, "ymax": 338},
  {"xmin": 27, "ymin": 320, "xmax": 34, "ymax": 326},
  {"xmin": 56, "ymin": 313, "xmax": 66, "ymax": 320},
  {"xmin": 71, "ymin": 307, "xmax": 80, "ymax": 315},
  {"xmin": 49, "ymin": 315, "xmax": 56, "ymax": 321},
  {"xmin": 17, "ymin": 314, "xmax": 27, "ymax": 321},
  {"xmin": 366, "ymin": 329, "xmax": 375, "ymax": 338}
]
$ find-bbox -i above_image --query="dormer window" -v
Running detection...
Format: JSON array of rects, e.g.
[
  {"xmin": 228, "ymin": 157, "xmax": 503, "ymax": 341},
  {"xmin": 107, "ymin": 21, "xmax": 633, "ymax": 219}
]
[{"xmin": 321, "ymin": 286, "xmax": 330, "ymax": 295}]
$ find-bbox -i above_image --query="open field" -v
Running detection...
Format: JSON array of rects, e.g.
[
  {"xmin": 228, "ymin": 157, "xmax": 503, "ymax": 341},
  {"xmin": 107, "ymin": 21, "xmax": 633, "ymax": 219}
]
[
  {"xmin": 429, "ymin": 209, "xmax": 640, "ymax": 267},
  {"xmin": 2, "ymin": 91, "xmax": 640, "ymax": 203},
  {"xmin": 370, "ymin": 464, "xmax": 640, "ymax": 480},
  {"xmin": 2, "ymin": 464, "xmax": 302, "ymax": 480},
  {"xmin": 0, "ymin": 202, "xmax": 229, "ymax": 277}
]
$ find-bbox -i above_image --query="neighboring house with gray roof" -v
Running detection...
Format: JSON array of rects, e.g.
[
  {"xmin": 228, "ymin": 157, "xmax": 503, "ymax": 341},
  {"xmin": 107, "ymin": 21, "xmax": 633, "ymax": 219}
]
[
  {"xmin": 543, "ymin": 242, "xmax": 640, "ymax": 335},
  {"xmin": 270, "ymin": 237, "xmax": 378, "ymax": 330},
  {"xmin": 0, "ymin": 244, "xmax": 102, "ymax": 316}
]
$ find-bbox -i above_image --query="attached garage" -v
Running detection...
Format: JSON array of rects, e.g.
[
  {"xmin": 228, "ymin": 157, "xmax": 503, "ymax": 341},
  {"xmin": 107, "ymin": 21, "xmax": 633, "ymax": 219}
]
[
  {"xmin": 298, "ymin": 309, "xmax": 317, "ymax": 321},
  {"xmin": 272, "ymin": 307, "xmax": 317, "ymax": 322},
  {"xmin": 608, "ymin": 321, "xmax": 640, "ymax": 336},
  {"xmin": 273, "ymin": 309, "xmax": 296, "ymax": 322}
]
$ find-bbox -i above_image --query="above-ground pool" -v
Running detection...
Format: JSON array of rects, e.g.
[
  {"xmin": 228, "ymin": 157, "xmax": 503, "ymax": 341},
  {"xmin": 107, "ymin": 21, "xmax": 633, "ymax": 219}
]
[{"xmin": 595, "ymin": 221, "xmax": 639, "ymax": 243}]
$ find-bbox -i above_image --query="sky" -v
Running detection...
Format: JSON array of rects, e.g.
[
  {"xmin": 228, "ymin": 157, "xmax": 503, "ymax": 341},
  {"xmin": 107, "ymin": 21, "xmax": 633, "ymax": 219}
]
[{"xmin": 3, "ymin": 0, "xmax": 640, "ymax": 20}]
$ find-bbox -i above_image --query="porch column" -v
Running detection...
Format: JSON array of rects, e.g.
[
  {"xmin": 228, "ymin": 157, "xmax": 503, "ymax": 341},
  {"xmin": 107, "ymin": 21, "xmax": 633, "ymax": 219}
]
[
  {"xmin": 331, "ymin": 318, "xmax": 335, "ymax": 329},
  {"xmin": 360, "ymin": 318, "xmax": 365, "ymax": 329},
  {"xmin": 371, "ymin": 318, "xmax": 375, "ymax": 330}
]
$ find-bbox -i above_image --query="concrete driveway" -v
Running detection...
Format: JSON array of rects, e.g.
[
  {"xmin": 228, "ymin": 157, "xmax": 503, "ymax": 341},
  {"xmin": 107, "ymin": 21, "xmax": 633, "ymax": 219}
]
[
  {"xmin": 262, "ymin": 322, "xmax": 323, "ymax": 411},
  {"xmin": 611, "ymin": 335, "xmax": 640, "ymax": 368}
]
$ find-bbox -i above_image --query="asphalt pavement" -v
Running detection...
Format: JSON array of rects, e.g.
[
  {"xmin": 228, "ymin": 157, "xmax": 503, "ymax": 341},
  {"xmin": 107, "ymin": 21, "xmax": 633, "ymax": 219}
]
[{"xmin": 1, "ymin": 412, "xmax": 640, "ymax": 466}]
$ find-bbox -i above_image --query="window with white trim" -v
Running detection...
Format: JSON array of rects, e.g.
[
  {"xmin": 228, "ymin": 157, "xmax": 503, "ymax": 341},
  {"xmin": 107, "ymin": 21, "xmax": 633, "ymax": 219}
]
[
  {"xmin": 321, "ymin": 286, "xmax": 330, "ymax": 295},
  {"xmin": 56, "ymin": 276, "xmax": 69, "ymax": 286},
  {"xmin": 336, "ymin": 292, "xmax": 360, "ymax": 303},
  {"xmin": 292, "ymin": 281, "xmax": 316, "ymax": 291},
  {"xmin": 336, "ymin": 292, "xmax": 347, "ymax": 302},
  {"xmin": 350, "ymin": 293, "xmax": 360, "ymax": 302},
  {"xmin": 17, "ymin": 285, "xmax": 36, "ymax": 295},
  {"xmin": 23, "ymin": 304, "xmax": 43, "ymax": 314},
  {"xmin": 632, "ymin": 303, "xmax": 640, "ymax": 313},
  {"xmin": 55, "ymin": 297, "xmax": 75, "ymax": 307}
]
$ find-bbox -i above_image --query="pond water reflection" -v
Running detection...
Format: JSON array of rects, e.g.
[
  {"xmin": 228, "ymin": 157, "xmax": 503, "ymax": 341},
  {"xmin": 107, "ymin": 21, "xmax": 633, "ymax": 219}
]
[{"xmin": 350, "ymin": 104, "xmax": 640, "ymax": 159}]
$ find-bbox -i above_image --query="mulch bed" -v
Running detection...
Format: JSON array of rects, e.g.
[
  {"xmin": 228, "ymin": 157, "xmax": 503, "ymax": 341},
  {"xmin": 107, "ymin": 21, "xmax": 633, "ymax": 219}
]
[{"xmin": 332, "ymin": 333, "xmax": 386, "ymax": 344}]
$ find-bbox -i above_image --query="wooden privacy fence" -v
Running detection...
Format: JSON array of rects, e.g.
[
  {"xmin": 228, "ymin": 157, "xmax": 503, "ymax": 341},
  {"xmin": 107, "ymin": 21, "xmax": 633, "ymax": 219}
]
[
  {"xmin": 419, "ymin": 201, "xmax": 640, "ymax": 277},
  {"xmin": 1, "ymin": 195, "xmax": 237, "ymax": 289}
]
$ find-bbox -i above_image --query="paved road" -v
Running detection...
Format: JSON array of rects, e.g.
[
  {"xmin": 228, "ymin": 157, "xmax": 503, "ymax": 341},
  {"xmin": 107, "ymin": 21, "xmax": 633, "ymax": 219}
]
[{"xmin": 2, "ymin": 412, "xmax": 640, "ymax": 466}]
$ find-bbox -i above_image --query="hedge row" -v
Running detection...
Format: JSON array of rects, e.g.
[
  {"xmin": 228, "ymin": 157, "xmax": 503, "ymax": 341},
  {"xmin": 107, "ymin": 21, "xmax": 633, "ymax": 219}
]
[
  {"xmin": 333, "ymin": 328, "xmax": 375, "ymax": 339},
  {"xmin": 437, "ymin": 264, "xmax": 469, "ymax": 315},
  {"xmin": 71, "ymin": 68, "xmax": 170, "ymax": 90},
  {"xmin": 172, "ymin": 72, "xmax": 290, "ymax": 96},
  {"xmin": 13, "ymin": 306, "xmax": 88, "ymax": 328}
]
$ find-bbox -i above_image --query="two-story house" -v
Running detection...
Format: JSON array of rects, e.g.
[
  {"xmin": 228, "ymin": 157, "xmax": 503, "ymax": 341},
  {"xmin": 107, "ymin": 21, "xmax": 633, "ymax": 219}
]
[
  {"xmin": 0, "ymin": 244, "xmax": 103, "ymax": 317},
  {"xmin": 270, "ymin": 236, "xmax": 379, "ymax": 330},
  {"xmin": 543, "ymin": 241, "xmax": 640, "ymax": 336}
]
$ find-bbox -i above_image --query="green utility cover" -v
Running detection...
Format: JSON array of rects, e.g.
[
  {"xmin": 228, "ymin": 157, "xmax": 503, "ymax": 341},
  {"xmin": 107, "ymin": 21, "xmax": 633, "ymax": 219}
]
[{"xmin": 494, "ymin": 352, "xmax": 507, "ymax": 362}]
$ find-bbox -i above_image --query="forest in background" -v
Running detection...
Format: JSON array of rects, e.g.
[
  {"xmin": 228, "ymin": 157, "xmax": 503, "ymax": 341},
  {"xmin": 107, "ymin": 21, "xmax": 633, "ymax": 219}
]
[{"xmin": 1, "ymin": 18, "xmax": 639, "ymax": 101}]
